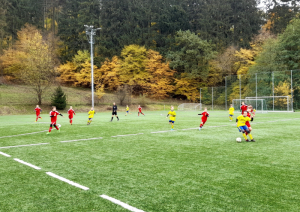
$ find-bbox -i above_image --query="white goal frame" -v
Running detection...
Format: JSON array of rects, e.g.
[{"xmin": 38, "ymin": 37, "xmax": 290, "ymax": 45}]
[
  {"xmin": 245, "ymin": 96, "xmax": 293, "ymax": 112},
  {"xmin": 232, "ymin": 99, "xmax": 267, "ymax": 113},
  {"xmin": 178, "ymin": 103, "xmax": 202, "ymax": 111}
]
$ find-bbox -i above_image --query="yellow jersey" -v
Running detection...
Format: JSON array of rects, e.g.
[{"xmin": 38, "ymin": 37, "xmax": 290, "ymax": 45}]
[
  {"xmin": 126, "ymin": 107, "xmax": 129, "ymax": 111},
  {"xmin": 236, "ymin": 115, "xmax": 251, "ymax": 127},
  {"xmin": 168, "ymin": 110, "xmax": 176, "ymax": 121},
  {"xmin": 229, "ymin": 107, "xmax": 234, "ymax": 115},
  {"xmin": 88, "ymin": 110, "xmax": 95, "ymax": 118}
]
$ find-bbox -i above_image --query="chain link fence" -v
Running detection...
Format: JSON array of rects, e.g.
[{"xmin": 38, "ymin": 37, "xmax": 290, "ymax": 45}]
[{"xmin": 200, "ymin": 70, "xmax": 300, "ymax": 111}]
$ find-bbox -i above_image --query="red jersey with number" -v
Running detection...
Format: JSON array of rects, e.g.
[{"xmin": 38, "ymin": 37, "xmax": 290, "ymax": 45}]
[
  {"xmin": 241, "ymin": 105, "xmax": 248, "ymax": 114},
  {"xmin": 138, "ymin": 107, "xmax": 142, "ymax": 112},
  {"xmin": 35, "ymin": 107, "xmax": 41, "ymax": 115},
  {"xmin": 68, "ymin": 109, "xmax": 75, "ymax": 118},
  {"xmin": 49, "ymin": 111, "xmax": 61, "ymax": 123}
]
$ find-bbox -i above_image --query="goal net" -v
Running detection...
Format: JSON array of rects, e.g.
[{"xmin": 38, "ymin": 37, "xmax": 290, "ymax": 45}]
[
  {"xmin": 232, "ymin": 99, "xmax": 267, "ymax": 113},
  {"xmin": 178, "ymin": 103, "xmax": 202, "ymax": 111},
  {"xmin": 245, "ymin": 96, "xmax": 293, "ymax": 112}
]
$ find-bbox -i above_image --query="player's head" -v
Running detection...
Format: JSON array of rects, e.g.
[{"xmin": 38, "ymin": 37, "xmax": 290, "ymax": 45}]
[
  {"xmin": 204, "ymin": 107, "xmax": 207, "ymax": 112},
  {"xmin": 242, "ymin": 102, "xmax": 244, "ymax": 105},
  {"xmin": 248, "ymin": 105, "xmax": 252, "ymax": 109},
  {"xmin": 70, "ymin": 106, "xmax": 72, "ymax": 109},
  {"xmin": 52, "ymin": 106, "xmax": 56, "ymax": 111},
  {"xmin": 243, "ymin": 111, "xmax": 248, "ymax": 117},
  {"xmin": 91, "ymin": 107, "xmax": 93, "ymax": 110},
  {"xmin": 36, "ymin": 105, "xmax": 39, "ymax": 108},
  {"xmin": 113, "ymin": 102, "xmax": 115, "ymax": 105},
  {"xmin": 126, "ymin": 105, "xmax": 128, "ymax": 107},
  {"xmin": 171, "ymin": 106, "xmax": 174, "ymax": 111},
  {"xmin": 230, "ymin": 104, "xmax": 233, "ymax": 107},
  {"xmin": 247, "ymin": 108, "xmax": 251, "ymax": 112},
  {"xmin": 138, "ymin": 105, "xmax": 140, "ymax": 107}
]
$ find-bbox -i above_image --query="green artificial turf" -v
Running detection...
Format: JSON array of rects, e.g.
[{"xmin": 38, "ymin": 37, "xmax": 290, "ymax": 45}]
[{"xmin": 0, "ymin": 110, "xmax": 300, "ymax": 211}]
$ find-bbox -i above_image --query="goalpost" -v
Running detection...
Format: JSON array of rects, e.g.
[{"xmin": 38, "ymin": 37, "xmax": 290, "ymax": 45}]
[
  {"xmin": 232, "ymin": 99, "xmax": 267, "ymax": 113},
  {"xmin": 178, "ymin": 103, "xmax": 202, "ymax": 111},
  {"xmin": 245, "ymin": 96, "xmax": 293, "ymax": 112}
]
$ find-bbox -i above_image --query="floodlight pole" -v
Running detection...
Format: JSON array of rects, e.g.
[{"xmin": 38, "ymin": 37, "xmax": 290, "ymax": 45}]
[{"xmin": 84, "ymin": 25, "xmax": 101, "ymax": 108}]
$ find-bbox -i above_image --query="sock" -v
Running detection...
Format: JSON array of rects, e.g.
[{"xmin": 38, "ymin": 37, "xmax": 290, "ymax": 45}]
[
  {"xmin": 55, "ymin": 125, "xmax": 59, "ymax": 130},
  {"xmin": 171, "ymin": 125, "xmax": 174, "ymax": 129},
  {"xmin": 117, "ymin": 116, "xmax": 119, "ymax": 120},
  {"xmin": 36, "ymin": 117, "xmax": 38, "ymax": 121},
  {"xmin": 71, "ymin": 120, "xmax": 73, "ymax": 124},
  {"xmin": 242, "ymin": 133, "xmax": 248, "ymax": 140},
  {"xmin": 49, "ymin": 127, "xmax": 52, "ymax": 132},
  {"xmin": 245, "ymin": 132, "xmax": 248, "ymax": 135},
  {"xmin": 111, "ymin": 117, "xmax": 113, "ymax": 121},
  {"xmin": 249, "ymin": 133, "xmax": 253, "ymax": 140},
  {"xmin": 200, "ymin": 124, "xmax": 203, "ymax": 128},
  {"xmin": 142, "ymin": 113, "xmax": 144, "ymax": 115},
  {"xmin": 138, "ymin": 113, "xmax": 140, "ymax": 116}
]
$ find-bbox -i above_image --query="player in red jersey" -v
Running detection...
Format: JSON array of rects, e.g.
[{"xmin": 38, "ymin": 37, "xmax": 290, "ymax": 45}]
[
  {"xmin": 138, "ymin": 105, "xmax": 145, "ymax": 116},
  {"xmin": 198, "ymin": 107, "xmax": 209, "ymax": 131},
  {"xmin": 67, "ymin": 106, "xmax": 76, "ymax": 125},
  {"xmin": 34, "ymin": 105, "xmax": 42, "ymax": 122},
  {"xmin": 240, "ymin": 102, "xmax": 248, "ymax": 114},
  {"xmin": 245, "ymin": 105, "xmax": 255, "ymax": 135},
  {"xmin": 47, "ymin": 106, "xmax": 64, "ymax": 134}
]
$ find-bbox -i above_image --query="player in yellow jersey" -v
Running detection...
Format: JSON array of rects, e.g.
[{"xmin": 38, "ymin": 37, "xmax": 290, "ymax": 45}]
[
  {"xmin": 166, "ymin": 106, "xmax": 176, "ymax": 130},
  {"xmin": 236, "ymin": 111, "xmax": 255, "ymax": 142},
  {"xmin": 229, "ymin": 104, "xmax": 234, "ymax": 121},
  {"xmin": 125, "ymin": 105, "xmax": 130, "ymax": 116},
  {"xmin": 87, "ymin": 107, "xmax": 96, "ymax": 125}
]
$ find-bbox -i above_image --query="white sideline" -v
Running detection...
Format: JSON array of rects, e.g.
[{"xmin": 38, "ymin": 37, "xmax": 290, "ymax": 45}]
[
  {"xmin": 100, "ymin": 195, "xmax": 145, "ymax": 212},
  {"xmin": 0, "ymin": 143, "xmax": 49, "ymax": 149},
  {"xmin": 0, "ymin": 151, "xmax": 11, "ymax": 157},
  {"xmin": 61, "ymin": 137, "xmax": 103, "ymax": 143},
  {"xmin": 46, "ymin": 172, "xmax": 89, "ymax": 190},
  {"xmin": 14, "ymin": 158, "xmax": 41, "ymax": 170},
  {"xmin": 111, "ymin": 133, "xmax": 144, "ymax": 138}
]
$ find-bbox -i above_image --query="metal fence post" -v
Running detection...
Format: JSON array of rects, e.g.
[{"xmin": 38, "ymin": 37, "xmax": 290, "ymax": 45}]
[
  {"xmin": 239, "ymin": 75, "xmax": 241, "ymax": 106},
  {"xmin": 212, "ymin": 87, "xmax": 214, "ymax": 110},
  {"xmin": 291, "ymin": 70, "xmax": 293, "ymax": 111},
  {"xmin": 272, "ymin": 72, "xmax": 274, "ymax": 111},
  {"xmin": 200, "ymin": 88, "xmax": 202, "ymax": 110},
  {"xmin": 255, "ymin": 73, "xmax": 257, "ymax": 110},
  {"xmin": 225, "ymin": 76, "xmax": 227, "ymax": 110}
]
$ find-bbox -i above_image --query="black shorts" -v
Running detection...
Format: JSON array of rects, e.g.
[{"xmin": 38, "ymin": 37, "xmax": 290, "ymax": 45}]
[{"xmin": 112, "ymin": 111, "xmax": 117, "ymax": 115}]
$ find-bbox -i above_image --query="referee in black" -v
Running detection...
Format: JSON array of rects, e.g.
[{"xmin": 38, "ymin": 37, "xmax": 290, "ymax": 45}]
[{"xmin": 111, "ymin": 102, "xmax": 119, "ymax": 121}]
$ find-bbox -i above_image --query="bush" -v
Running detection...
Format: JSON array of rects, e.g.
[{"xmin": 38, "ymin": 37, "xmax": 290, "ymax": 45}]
[{"xmin": 51, "ymin": 86, "xmax": 67, "ymax": 110}]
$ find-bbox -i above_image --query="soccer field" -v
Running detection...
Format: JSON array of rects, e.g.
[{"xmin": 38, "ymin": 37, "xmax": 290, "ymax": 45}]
[{"xmin": 0, "ymin": 111, "xmax": 300, "ymax": 212}]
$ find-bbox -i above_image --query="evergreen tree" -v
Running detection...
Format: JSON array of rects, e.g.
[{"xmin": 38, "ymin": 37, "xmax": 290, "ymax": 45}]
[{"xmin": 51, "ymin": 86, "xmax": 67, "ymax": 110}]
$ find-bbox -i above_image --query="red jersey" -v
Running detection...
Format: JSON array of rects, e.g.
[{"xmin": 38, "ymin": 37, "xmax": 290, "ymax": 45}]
[
  {"xmin": 35, "ymin": 107, "xmax": 42, "ymax": 114},
  {"xmin": 49, "ymin": 111, "xmax": 62, "ymax": 123},
  {"xmin": 241, "ymin": 104, "xmax": 248, "ymax": 114},
  {"xmin": 138, "ymin": 106, "xmax": 142, "ymax": 112},
  {"xmin": 200, "ymin": 112, "xmax": 209, "ymax": 120},
  {"xmin": 68, "ymin": 109, "xmax": 75, "ymax": 117}
]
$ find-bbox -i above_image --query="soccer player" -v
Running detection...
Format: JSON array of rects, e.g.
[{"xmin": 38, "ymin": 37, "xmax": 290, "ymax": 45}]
[
  {"xmin": 240, "ymin": 102, "xmax": 248, "ymax": 114},
  {"xmin": 111, "ymin": 102, "xmax": 119, "ymax": 121},
  {"xmin": 229, "ymin": 104, "xmax": 234, "ymax": 121},
  {"xmin": 87, "ymin": 107, "xmax": 96, "ymax": 125},
  {"xmin": 198, "ymin": 107, "xmax": 209, "ymax": 130},
  {"xmin": 138, "ymin": 105, "xmax": 145, "ymax": 116},
  {"xmin": 34, "ymin": 105, "xmax": 42, "ymax": 122},
  {"xmin": 68, "ymin": 106, "xmax": 76, "ymax": 125},
  {"xmin": 47, "ymin": 106, "xmax": 64, "ymax": 134},
  {"xmin": 236, "ymin": 111, "xmax": 255, "ymax": 142},
  {"xmin": 166, "ymin": 106, "xmax": 176, "ymax": 130},
  {"xmin": 125, "ymin": 105, "xmax": 130, "ymax": 116}
]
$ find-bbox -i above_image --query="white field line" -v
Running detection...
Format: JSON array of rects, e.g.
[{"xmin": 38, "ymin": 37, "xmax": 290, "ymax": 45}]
[
  {"xmin": 151, "ymin": 130, "xmax": 173, "ymax": 134},
  {"xmin": 14, "ymin": 158, "xmax": 41, "ymax": 170},
  {"xmin": 60, "ymin": 137, "xmax": 103, "ymax": 143},
  {"xmin": 100, "ymin": 195, "xmax": 145, "ymax": 212},
  {"xmin": 0, "ymin": 124, "xmax": 61, "ymax": 139},
  {"xmin": 0, "ymin": 151, "xmax": 11, "ymax": 157},
  {"xmin": 46, "ymin": 172, "xmax": 89, "ymax": 190},
  {"xmin": 111, "ymin": 133, "xmax": 144, "ymax": 138},
  {"xmin": 0, "ymin": 143, "xmax": 49, "ymax": 149}
]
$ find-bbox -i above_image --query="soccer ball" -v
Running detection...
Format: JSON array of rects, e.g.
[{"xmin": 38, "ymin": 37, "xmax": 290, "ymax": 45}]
[{"xmin": 236, "ymin": 137, "xmax": 242, "ymax": 143}]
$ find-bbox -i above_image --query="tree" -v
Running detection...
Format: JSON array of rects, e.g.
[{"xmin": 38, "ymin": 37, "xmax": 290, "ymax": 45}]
[
  {"xmin": 51, "ymin": 86, "xmax": 67, "ymax": 110},
  {"xmin": 145, "ymin": 49, "xmax": 175, "ymax": 99},
  {"xmin": 167, "ymin": 30, "xmax": 216, "ymax": 79},
  {"xmin": 0, "ymin": 24, "xmax": 58, "ymax": 104},
  {"xmin": 174, "ymin": 74, "xmax": 200, "ymax": 102}
]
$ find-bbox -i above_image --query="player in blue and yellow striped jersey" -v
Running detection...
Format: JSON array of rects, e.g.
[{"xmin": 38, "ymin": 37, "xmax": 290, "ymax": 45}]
[
  {"xmin": 229, "ymin": 104, "xmax": 234, "ymax": 121},
  {"xmin": 236, "ymin": 111, "xmax": 255, "ymax": 142},
  {"xmin": 166, "ymin": 106, "xmax": 176, "ymax": 130}
]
